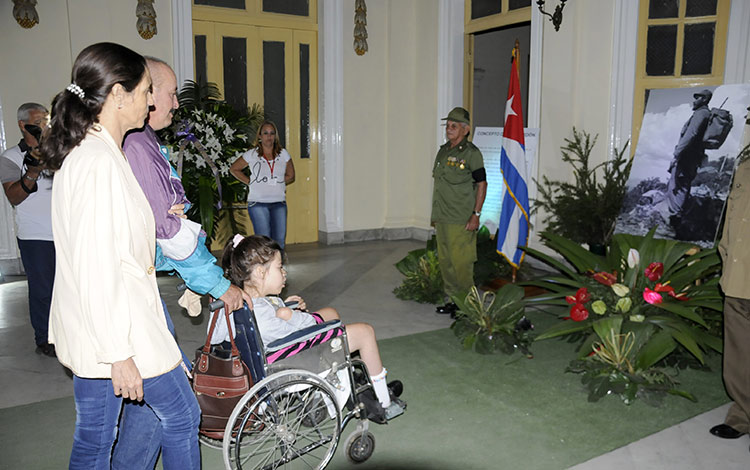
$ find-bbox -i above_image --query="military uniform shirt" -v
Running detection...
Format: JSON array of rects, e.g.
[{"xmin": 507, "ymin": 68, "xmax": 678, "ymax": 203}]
[{"xmin": 431, "ymin": 137, "xmax": 484, "ymax": 224}]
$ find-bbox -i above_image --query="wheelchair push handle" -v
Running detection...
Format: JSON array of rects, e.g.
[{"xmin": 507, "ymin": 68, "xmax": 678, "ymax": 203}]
[{"xmin": 209, "ymin": 299, "xmax": 225, "ymax": 312}]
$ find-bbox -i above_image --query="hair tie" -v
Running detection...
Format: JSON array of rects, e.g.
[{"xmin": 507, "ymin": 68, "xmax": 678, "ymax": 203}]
[
  {"xmin": 66, "ymin": 83, "xmax": 85, "ymax": 100},
  {"xmin": 232, "ymin": 234, "xmax": 245, "ymax": 248}
]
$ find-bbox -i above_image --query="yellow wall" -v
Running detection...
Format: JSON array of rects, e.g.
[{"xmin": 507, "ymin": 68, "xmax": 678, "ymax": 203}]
[
  {"xmin": 0, "ymin": 0, "xmax": 174, "ymax": 145},
  {"xmin": 341, "ymin": 0, "xmax": 438, "ymax": 233}
]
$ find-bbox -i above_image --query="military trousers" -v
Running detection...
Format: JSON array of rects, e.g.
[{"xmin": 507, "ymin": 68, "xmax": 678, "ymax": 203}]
[
  {"xmin": 435, "ymin": 222, "xmax": 477, "ymax": 300},
  {"xmin": 723, "ymin": 296, "xmax": 750, "ymax": 433}
]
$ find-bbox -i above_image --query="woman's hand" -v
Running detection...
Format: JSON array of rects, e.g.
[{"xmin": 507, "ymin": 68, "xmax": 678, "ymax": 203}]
[
  {"xmin": 168, "ymin": 203, "xmax": 187, "ymax": 219},
  {"xmin": 284, "ymin": 295, "xmax": 306, "ymax": 311},
  {"xmin": 111, "ymin": 358, "xmax": 143, "ymax": 401}
]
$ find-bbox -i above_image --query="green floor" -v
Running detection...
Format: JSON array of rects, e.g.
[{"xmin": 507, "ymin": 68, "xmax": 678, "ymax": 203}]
[{"xmin": 0, "ymin": 312, "xmax": 729, "ymax": 469}]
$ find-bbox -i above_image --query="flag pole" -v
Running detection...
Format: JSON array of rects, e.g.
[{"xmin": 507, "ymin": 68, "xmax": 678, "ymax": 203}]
[{"xmin": 511, "ymin": 39, "xmax": 520, "ymax": 284}]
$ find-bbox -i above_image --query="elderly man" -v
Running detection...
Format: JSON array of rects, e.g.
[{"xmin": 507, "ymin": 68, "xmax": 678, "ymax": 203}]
[
  {"xmin": 666, "ymin": 89, "xmax": 713, "ymax": 226},
  {"xmin": 431, "ymin": 107, "xmax": 487, "ymax": 315},
  {"xmin": 709, "ymin": 106, "xmax": 750, "ymax": 447},
  {"xmin": 0, "ymin": 103, "xmax": 55, "ymax": 356},
  {"xmin": 112, "ymin": 57, "xmax": 250, "ymax": 468}
]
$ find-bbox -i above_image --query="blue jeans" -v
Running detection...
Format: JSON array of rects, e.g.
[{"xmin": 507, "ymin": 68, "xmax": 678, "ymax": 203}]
[
  {"xmin": 112, "ymin": 300, "xmax": 193, "ymax": 469},
  {"xmin": 17, "ymin": 238, "xmax": 55, "ymax": 346},
  {"xmin": 248, "ymin": 201, "xmax": 287, "ymax": 249},
  {"xmin": 70, "ymin": 366, "xmax": 201, "ymax": 470}
]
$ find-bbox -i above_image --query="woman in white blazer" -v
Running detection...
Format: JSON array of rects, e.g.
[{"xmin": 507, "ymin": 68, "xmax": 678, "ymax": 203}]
[{"xmin": 39, "ymin": 42, "xmax": 200, "ymax": 469}]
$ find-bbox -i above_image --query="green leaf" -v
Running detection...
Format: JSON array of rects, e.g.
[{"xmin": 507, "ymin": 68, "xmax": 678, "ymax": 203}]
[
  {"xmin": 667, "ymin": 388, "xmax": 697, "ymax": 402},
  {"xmin": 198, "ymin": 176, "xmax": 215, "ymax": 239},
  {"xmin": 592, "ymin": 316, "xmax": 623, "ymax": 341},
  {"xmin": 653, "ymin": 302, "xmax": 707, "ymax": 328},
  {"xmin": 535, "ymin": 319, "xmax": 592, "ymax": 340},
  {"xmin": 522, "ymin": 245, "xmax": 578, "ymax": 278},
  {"xmin": 634, "ymin": 330, "xmax": 676, "ymax": 370}
]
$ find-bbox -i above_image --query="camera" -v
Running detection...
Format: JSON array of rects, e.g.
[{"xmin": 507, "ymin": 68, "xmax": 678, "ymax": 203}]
[{"xmin": 23, "ymin": 124, "xmax": 42, "ymax": 168}]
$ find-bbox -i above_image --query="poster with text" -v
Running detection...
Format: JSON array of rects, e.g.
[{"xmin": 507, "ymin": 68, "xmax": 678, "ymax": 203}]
[{"xmin": 473, "ymin": 127, "xmax": 539, "ymax": 236}]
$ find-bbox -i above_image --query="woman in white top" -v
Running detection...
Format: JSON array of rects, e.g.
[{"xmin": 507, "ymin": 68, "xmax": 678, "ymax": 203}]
[
  {"xmin": 39, "ymin": 42, "xmax": 200, "ymax": 469},
  {"xmin": 229, "ymin": 120, "xmax": 295, "ymax": 249}
]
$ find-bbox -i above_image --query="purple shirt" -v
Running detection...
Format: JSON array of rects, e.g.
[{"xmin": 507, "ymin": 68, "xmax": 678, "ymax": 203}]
[{"xmin": 123, "ymin": 125, "xmax": 187, "ymax": 240}]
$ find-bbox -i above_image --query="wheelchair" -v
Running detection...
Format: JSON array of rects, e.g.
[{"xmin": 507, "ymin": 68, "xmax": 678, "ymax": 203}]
[{"xmin": 198, "ymin": 300, "xmax": 405, "ymax": 469}]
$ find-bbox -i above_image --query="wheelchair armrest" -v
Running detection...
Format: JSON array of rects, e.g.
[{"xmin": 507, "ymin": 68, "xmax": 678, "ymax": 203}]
[{"xmin": 266, "ymin": 320, "xmax": 342, "ymax": 352}]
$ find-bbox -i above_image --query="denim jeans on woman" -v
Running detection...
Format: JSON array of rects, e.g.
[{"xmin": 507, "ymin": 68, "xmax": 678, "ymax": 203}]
[
  {"xmin": 111, "ymin": 300, "xmax": 193, "ymax": 469},
  {"xmin": 248, "ymin": 200, "xmax": 287, "ymax": 249},
  {"xmin": 69, "ymin": 365, "xmax": 200, "ymax": 470}
]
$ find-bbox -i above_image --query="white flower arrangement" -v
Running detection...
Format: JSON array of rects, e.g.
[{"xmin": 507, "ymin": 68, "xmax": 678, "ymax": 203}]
[{"xmin": 168, "ymin": 109, "xmax": 247, "ymax": 178}]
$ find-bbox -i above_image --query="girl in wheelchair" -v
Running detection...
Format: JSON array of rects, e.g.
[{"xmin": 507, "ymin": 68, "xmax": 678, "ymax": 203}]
[{"xmin": 213, "ymin": 234, "xmax": 404, "ymax": 421}]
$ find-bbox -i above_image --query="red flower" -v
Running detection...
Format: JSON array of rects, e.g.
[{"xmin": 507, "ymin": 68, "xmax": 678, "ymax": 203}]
[
  {"xmin": 592, "ymin": 271, "xmax": 617, "ymax": 286},
  {"xmin": 569, "ymin": 303, "xmax": 589, "ymax": 321},
  {"xmin": 643, "ymin": 287, "xmax": 663, "ymax": 305},
  {"xmin": 668, "ymin": 291, "xmax": 690, "ymax": 301},
  {"xmin": 644, "ymin": 262, "xmax": 664, "ymax": 281},
  {"xmin": 654, "ymin": 282, "xmax": 674, "ymax": 294},
  {"xmin": 566, "ymin": 287, "xmax": 591, "ymax": 305}
]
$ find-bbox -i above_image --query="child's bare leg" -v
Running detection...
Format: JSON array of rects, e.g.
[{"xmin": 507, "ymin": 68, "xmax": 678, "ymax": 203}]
[
  {"xmin": 316, "ymin": 307, "xmax": 340, "ymax": 322},
  {"xmin": 344, "ymin": 322, "xmax": 383, "ymax": 375}
]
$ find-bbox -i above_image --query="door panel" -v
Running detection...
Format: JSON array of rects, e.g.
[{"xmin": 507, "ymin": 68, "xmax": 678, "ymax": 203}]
[{"xmin": 192, "ymin": 21, "xmax": 318, "ymax": 244}]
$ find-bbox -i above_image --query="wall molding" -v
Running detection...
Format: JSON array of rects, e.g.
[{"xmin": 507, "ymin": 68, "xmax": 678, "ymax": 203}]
[
  {"xmin": 607, "ymin": 0, "xmax": 638, "ymax": 156},
  {"xmin": 318, "ymin": 0, "xmax": 345, "ymax": 236},
  {"xmin": 436, "ymin": 0, "xmax": 464, "ymax": 150},
  {"xmin": 725, "ymin": 0, "xmax": 750, "ymax": 84},
  {"xmin": 171, "ymin": 0, "xmax": 194, "ymax": 87},
  {"xmin": 319, "ymin": 226, "xmax": 433, "ymax": 245}
]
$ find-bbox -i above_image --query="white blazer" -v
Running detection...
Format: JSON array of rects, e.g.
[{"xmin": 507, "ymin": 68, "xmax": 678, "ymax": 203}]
[{"xmin": 49, "ymin": 126, "xmax": 181, "ymax": 379}]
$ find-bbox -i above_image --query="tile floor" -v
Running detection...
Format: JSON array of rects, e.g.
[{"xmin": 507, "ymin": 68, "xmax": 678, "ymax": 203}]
[{"xmin": 0, "ymin": 239, "xmax": 747, "ymax": 469}]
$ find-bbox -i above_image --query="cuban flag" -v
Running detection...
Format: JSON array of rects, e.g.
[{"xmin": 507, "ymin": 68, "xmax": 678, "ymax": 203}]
[{"xmin": 496, "ymin": 47, "xmax": 530, "ymax": 268}]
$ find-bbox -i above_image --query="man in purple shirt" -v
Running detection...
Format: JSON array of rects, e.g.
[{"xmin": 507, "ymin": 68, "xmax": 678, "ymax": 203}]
[{"xmin": 113, "ymin": 57, "xmax": 250, "ymax": 468}]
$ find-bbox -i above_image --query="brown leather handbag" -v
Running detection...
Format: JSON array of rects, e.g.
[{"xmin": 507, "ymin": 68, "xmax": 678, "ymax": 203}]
[{"xmin": 192, "ymin": 308, "xmax": 253, "ymax": 439}]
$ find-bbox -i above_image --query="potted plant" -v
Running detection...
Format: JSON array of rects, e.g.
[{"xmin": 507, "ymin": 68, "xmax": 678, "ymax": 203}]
[
  {"xmin": 522, "ymin": 228, "xmax": 723, "ymax": 404},
  {"xmin": 451, "ymin": 285, "xmax": 533, "ymax": 357},
  {"xmin": 534, "ymin": 128, "xmax": 632, "ymax": 253}
]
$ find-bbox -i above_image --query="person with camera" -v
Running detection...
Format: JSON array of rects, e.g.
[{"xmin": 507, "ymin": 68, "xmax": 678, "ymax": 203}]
[{"xmin": 0, "ymin": 102, "xmax": 55, "ymax": 357}]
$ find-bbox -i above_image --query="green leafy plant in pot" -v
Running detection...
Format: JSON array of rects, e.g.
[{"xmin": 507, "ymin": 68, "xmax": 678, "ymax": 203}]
[
  {"xmin": 534, "ymin": 128, "xmax": 632, "ymax": 252},
  {"xmin": 451, "ymin": 285, "xmax": 533, "ymax": 357},
  {"xmin": 522, "ymin": 228, "xmax": 723, "ymax": 404}
]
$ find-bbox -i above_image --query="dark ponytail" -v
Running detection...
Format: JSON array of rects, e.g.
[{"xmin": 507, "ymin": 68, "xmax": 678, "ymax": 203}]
[{"xmin": 39, "ymin": 42, "xmax": 147, "ymax": 171}]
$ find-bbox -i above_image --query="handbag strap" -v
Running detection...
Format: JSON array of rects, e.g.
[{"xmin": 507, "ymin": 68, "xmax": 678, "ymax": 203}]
[{"xmin": 202, "ymin": 301, "xmax": 242, "ymax": 358}]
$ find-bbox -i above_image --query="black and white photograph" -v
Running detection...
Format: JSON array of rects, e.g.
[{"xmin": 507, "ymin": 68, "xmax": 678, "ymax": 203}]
[{"xmin": 614, "ymin": 84, "xmax": 750, "ymax": 247}]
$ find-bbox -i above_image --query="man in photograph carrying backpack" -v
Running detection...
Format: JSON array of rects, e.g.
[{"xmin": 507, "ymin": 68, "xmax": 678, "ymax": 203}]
[{"xmin": 666, "ymin": 89, "xmax": 714, "ymax": 226}]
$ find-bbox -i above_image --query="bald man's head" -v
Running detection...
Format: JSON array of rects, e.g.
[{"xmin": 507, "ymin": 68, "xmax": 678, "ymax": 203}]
[{"xmin": 146, "ymin": 58, "xmax": 178, "ymax": 131}]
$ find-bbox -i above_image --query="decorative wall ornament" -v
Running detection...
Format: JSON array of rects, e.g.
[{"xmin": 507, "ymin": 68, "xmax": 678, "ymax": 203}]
[
  {"xmin": 353, "ymin": 0, "xmax": 368, "ymax": 56},
  {"xmin": 13, "ymin": 0, "xmax": 39, "ymax": 29},
  {"xmin": 136, "ymin": 0, "xmax": 157, "ymax": 40},
  {"xmin": 536, "ymin": 0, "xmax": 566, "ymax": 32}
]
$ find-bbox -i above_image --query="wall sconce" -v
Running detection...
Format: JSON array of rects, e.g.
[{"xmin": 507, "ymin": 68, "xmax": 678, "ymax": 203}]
[
  {"xmin": 536, "ymin": 0, "xmax": 566, "ymax": 32},
  {"xmin": 136, "ymin": 0, "xmax": 158, "ymax": 40},
  {"xmin": 353, "ymin": 0, "xmax": 368, "ymax": 56},
  {"xmin": 13, "ymin": 0, "xmax": 39, "ymax": 29}
]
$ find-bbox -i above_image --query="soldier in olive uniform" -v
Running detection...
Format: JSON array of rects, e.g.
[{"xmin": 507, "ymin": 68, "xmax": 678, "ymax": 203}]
[
  {"xmin": 431, "ymin": 107, "xmax": 487, "ymax": 315},
  {"xmin": 710, "ymin": 106, "xmax": 750, "ymax": 445}
]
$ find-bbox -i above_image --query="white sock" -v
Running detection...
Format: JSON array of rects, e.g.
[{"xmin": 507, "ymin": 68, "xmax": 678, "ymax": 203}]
[{"xmin": 371, "ymin": 367, "xmax": 391, "ymax": 408}]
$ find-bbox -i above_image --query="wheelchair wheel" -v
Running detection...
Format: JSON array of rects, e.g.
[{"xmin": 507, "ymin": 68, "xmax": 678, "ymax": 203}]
[
  {"xmin": 223, "ymin": 369, "xmax": 341, "ymax": 470},
  {"xmin": 199, "ymin": 434, "xmax": 224, "ymax": 450},
  {"xmin": 344, "ymin": 430, "xmax": 375, "ymax": 464}
]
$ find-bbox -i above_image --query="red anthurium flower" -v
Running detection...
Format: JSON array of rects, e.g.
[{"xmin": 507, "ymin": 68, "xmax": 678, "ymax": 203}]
[
  {"xmin": 668, "ymin": 291, "xmax": 690, "ymax": 301},
  {"xmin": 592, "ymin": 271, "xmax": 617, "ymax": 286},
  {"xmin": 644, "ymin": 262, "xmax": 664, "ymax": 281},
  {"xmin": 565, "ymin": 287, "xmax": 590, "ymax": 305},
  {"xmin": 654, "ymin": 282, "xmax": 675, "ymax": 294},
  {"xmin": 570, "ymin": 303, "xmax": 589, "ymax": 321},
  {"xmin": 643, "ymin": 287, "xmax": 663, "ymax": 305}
]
